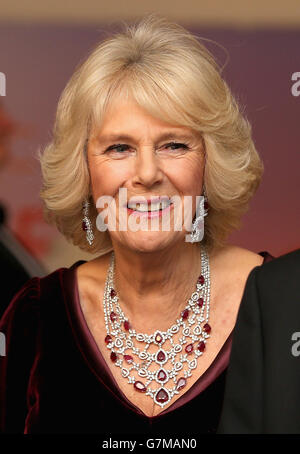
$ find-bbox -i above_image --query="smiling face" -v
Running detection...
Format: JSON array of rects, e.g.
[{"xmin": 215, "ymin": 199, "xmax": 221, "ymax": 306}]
[{"xmin": 87, "ymin": 97, "xmax": 205, "ymax": 253}]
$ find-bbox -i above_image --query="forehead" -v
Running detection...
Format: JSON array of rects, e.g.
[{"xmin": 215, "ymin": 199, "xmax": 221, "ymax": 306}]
[
  {"xmin": 100, "ymin": 96, "xmax": 171, "ymax": 127},
  {"xmin": 93, "ymin": 96, "xmax": 201, "ymax": 143}
]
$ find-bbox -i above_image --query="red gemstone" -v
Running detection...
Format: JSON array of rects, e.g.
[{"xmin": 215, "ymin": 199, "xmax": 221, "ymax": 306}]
[
  {"xmin": 181, "ymin": 309, "xmax": 189, "ymax": 320},
  {"xmin": 110, "ymin": 311, "xmax": 117, "ymax": 322},
  {"xmin": 134, "ymin": 381, "xmax": 147, "ymax": 393},
  {"xmin": 124, "ymin": 320, "xmax": 131, "ymax": 331},
  {"xmin": 198, "ymin": 275, "xmax": 205, "ymax": 285},
  {"xmin": 104, "ymin": 335, "xmax": 112, "ymax": 344},
  {"xmin": 185, "ymin": 343, "xmax": 194, "ymax": 354},
  {"xmin": 110, "ymin": 352, "xmax": 117, "ymax": 362},
  {"xmin": 204, "ymin": 201, "xmax": 209, "ymax": 211},
  {"xmin": 155, "ymin": 333, "xmax": 163, "ymax": 343},
  {"xmin": 157, "ymin": 350, "xmax": 166, "ymax": 362},
  {"xmin": 82, "ymin": 220, "xmax": 88, "ymax": 231},
  {"xmin": 197, "ymin": 298, "xmax": 204, "ymax": 308},
  {"xmin": 110, "ymin": 288, "xmax": 116, "ymax": 298},
  {"xmin": 198, "ymin": 341, "xmax": 206, "ymax": 352},
  {"xmin": 203, "ymin": 323, "xmax": 211, "ymax": 333},
  {"xmin": 157, "ymin": 369, "xmax": 167, "ymax": 381},
  {"xmin": 156, "ymin": 388, "xmax": 169, "ymax": 403},
  {"xmin": 176, "ymin": 377, "xmax": 187, "ymax": 391},
  {"xmin": 124, "ymin": 354, "xmax": 133, "ymax": 364}
]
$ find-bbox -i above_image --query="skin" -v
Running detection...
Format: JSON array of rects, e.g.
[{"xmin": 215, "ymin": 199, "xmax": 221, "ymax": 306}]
[
  {"xmin": 87, "ymin": 97, "xmax": 206, "ymax": 329},
  {"xmin": 76, "ymin": 96, "xmax": 264, "ymax": 417}
]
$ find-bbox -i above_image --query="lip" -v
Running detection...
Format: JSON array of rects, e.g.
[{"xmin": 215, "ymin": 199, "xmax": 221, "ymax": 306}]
[
  {"xmin": 125, "ymin": 196, "xmax": 172, "ymax": 207},
  {"xmin": 127, "ymin": 202, "xmax": 174, "ymax": 218}
]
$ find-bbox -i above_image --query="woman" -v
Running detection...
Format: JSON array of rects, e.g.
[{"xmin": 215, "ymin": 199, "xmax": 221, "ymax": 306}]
[{"xmin": 0, "ymin": 14, "xmax": 273, "ymax": 434}]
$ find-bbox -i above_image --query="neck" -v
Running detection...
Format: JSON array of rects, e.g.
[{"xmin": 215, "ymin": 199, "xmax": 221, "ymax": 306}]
[{"xmin": 110, "ymin": 241, "xmax": 203, "ymax": 332}]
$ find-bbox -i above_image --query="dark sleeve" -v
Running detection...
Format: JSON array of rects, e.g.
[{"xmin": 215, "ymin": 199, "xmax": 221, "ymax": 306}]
[
  {"xmin": 0, "ymin": 240, "xmax": 31, "ymax": 319},
  {"xmin": 0, "ymin": 277, "xmax": 40, "ymax": 433},
  {"xmin": 217, "ymin": 266, "xmax": 264, "ymax": 434}
]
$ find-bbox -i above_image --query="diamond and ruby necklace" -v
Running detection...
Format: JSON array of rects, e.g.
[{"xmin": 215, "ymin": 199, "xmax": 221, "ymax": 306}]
[{"xmin": 103, "ymin": 246, "xmax": 211, "ymax": 408}]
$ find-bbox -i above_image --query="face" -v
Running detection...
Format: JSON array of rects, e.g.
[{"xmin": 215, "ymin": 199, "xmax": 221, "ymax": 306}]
[{"xmin": 87, "ymin": 97, "xmax": 205, "ymax": 253}]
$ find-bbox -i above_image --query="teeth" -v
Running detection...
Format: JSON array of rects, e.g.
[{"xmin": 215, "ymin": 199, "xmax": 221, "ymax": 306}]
[{"xmin": 128, "ymin": 200, "xmax": 171, "ymax": 212}]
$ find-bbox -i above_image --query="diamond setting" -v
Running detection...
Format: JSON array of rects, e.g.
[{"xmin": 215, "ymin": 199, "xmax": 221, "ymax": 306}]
[{"xmin": 102, "ymin": 246, "xmax": 211, "ymax": 408}]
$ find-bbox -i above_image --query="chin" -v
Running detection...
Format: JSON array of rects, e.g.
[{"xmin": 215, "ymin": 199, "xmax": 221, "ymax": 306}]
[{"xmin": 121, "ymin": 231, "xmax": 179, "ymax": 253}]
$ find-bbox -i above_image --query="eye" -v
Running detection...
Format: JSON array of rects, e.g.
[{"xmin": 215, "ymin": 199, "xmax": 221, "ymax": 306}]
[
  {"xmin": 163, "ymin": 142, "xmax": 190, "ymax": 151},
  {"xmin": 103, "ymin": 141, "xmax": 190, "ymax": 155},
  {"xmin": 104, "ymin": 143, "xmax": 130, "ymax": 154}
]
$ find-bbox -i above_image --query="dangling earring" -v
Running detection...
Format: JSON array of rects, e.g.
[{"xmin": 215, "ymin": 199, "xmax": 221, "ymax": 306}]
[
  {"xmin": 203, "ymin": 187, "xmax": 209, "ymax": 214},
  {"xmin": 187, "ymin": 188, "xmax": 209, "ymax": 243},
  {"xmin": 82, "ymin": 198, "xmax": 94, "ymax": 246}
]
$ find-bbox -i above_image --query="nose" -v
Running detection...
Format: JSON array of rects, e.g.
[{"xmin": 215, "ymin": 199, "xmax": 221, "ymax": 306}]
[{"xmin": 131, "ymin": 146, "xmax": 164, "ymax": 188}]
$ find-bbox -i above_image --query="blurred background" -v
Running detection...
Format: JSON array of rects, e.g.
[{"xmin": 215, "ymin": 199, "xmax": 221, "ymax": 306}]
[{"xmin": 0, "ymin": 0, "xmax": 299, "ymax": 280}]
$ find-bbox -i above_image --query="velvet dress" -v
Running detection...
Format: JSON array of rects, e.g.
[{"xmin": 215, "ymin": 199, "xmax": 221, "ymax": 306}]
[{"xmin": 0, "ymin": 251, "xmax": 274, "ymax": 434}]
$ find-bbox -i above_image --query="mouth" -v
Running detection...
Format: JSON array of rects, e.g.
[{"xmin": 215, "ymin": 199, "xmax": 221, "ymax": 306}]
[
  {"xmin": 125, "ymin": 198, "xmax": 174, "ymax": 218},
  {"xmin": 127, "ymin": 199, "xmax": 173, "ymax": 213}
]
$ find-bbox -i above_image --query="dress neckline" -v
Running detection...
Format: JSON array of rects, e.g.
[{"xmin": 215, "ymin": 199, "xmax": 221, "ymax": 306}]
[{"xmin": 63, "ymin": 250, "xmax": 273, "ymax": 420}]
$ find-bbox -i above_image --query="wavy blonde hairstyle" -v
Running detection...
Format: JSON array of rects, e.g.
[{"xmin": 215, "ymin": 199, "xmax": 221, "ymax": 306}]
[{"xmin": 39, "ymin": 13, "xmax": 263, "ymax": 255}]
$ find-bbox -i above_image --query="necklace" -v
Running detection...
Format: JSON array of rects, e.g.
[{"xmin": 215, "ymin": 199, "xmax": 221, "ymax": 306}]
[{"xmin": 102, "ymin": 246, "xmax": 211, "ymax": 408}]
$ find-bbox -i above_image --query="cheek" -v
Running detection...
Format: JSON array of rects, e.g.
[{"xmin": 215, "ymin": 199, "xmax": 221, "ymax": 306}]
[
  {"xmin": 166, "ymin": 157, "xmax": 204, "ymax": 195},
  {"xmin": 89, "ymin": 160, "xmax": 130, "ymax": 199}
]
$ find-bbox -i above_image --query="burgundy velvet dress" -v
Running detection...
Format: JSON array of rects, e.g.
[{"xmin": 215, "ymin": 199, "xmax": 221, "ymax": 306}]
[{"xmin": 0, "ymin": 251, "xmax": 274, "ymax": 434}]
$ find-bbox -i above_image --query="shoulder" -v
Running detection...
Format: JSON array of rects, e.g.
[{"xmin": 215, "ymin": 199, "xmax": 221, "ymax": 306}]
[
  {"xmin": 208, "ymin": 245, "xmax": 264, "ymax": 310},
  {"xmin": 0, "ymin": 276, "xmax": 40, "ymax": 335},
  {"xmin": 234, "ymin": 249, "xmax": 300, "ymax": 359},
  {"xmin": 232, "ymin": 248, "xmax": 300, "ymax": 324},
  {"xmin": 0, "ymin": 261, "xmax": 77, "ymax": 331},
  {"xmin": 258, "ymin": 248, "xmax": 300, "ymax": 277},
  {"xmin": 210, "ymin": 244, "xmax": 265, "ymax": 276},
  {"xmin": 0, "ymin": 258, "xmax": 91, "ymax": 337},
  {"xmin": 1, "ymin": 277, "xmax": 40, "ymax": 315},
  {"xmin": 252, "ymin": 248, "xmax": 300, "ymax": 297}
]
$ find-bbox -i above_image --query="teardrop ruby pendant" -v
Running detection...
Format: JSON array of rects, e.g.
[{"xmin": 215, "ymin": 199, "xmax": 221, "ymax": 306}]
[
  {"xmin": 134, "ymin": 381, "xmax": 147, "ymax": 393},
  {"xmin": 155, "ymin": 388, "xmax": 169, "ymax": 404}
]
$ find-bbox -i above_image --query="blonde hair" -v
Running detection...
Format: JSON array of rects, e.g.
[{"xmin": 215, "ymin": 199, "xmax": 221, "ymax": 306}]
[{"xmin": 39, "ymin": 13, "xmax": 263, "ymax": 255}]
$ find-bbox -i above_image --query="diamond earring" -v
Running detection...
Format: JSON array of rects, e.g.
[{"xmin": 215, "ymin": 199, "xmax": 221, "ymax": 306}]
[
  {"xmin": 186, "ymin": 189, "xmax": 209, "ymax": 243},
  {"xmin": 82, "ymin": 198, "xmax": 94, "ymax": 246}
]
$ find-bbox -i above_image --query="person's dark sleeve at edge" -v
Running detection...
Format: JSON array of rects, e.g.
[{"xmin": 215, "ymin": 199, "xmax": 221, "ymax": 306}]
[
  {"xmin": 217, "ymin": 249, "xmax": 300, "ymax": 434},
  {"xmin": 217, "ymin": 265, "xmax": 264, "ymax": 433}
]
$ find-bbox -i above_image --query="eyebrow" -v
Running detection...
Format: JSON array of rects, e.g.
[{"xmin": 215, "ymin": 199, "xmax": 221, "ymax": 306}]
[{"xmin": 96, "ymin": 131, "xmax": 198, "ymax": 145}]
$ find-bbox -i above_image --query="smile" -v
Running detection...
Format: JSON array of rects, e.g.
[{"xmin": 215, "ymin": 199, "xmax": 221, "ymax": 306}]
[{"xmin": 127, "ymin": 200, "xmax": 174, "ymax": 218}]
